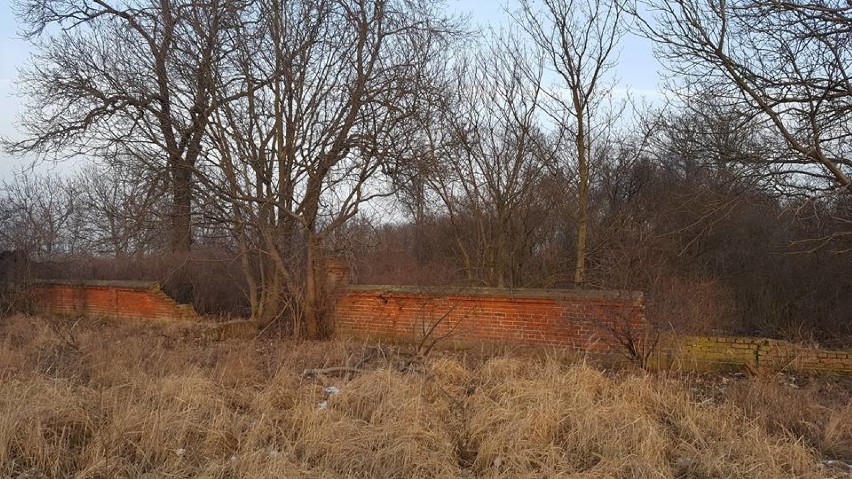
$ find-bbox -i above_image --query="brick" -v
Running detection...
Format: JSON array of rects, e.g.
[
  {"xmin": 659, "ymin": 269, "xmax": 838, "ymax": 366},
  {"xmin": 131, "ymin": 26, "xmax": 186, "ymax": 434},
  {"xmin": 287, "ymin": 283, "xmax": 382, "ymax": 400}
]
[
  {"xmin": 31, "ymin": 281, "xmax": 198, "ymax": 322},
  {"xmin": 333, "ymin": 286, "xmax": 647, "ymax": 354}
]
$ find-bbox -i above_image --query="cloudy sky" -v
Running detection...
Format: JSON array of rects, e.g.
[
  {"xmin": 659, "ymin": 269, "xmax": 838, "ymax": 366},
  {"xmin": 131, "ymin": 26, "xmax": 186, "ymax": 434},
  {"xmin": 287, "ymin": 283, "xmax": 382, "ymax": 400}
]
[{"xmin": 0, "ymin": 0, "xmax": 662, "ymax": 181}]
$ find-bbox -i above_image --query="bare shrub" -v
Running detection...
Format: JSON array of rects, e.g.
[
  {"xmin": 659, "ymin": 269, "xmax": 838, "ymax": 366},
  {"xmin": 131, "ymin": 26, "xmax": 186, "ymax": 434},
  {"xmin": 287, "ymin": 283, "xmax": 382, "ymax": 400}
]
[
  {"xmin": 646, "ymin": 276, "xmax": 734, "ymax": 335},
  {"xmin": 582, "ymin": 292, "xmax": 660, "ymax": 370},
  {"xmin": 0, "ymin": 286, "xmax": 32, "ymax": 319},
  {"xmin": 411, "ymin": 301, "xmax": 480, "ymax": 359},
  {"xmin": 0, "ymin": 251, "xmax": 32, "ymax": 318}
]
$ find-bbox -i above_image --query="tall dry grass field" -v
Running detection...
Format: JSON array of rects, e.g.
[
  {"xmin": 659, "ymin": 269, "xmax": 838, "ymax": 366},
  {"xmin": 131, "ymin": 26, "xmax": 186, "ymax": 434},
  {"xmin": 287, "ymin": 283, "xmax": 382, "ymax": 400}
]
[{"xmin": 0, "ymin": 314, "xmax": 849, "ymax": 478}]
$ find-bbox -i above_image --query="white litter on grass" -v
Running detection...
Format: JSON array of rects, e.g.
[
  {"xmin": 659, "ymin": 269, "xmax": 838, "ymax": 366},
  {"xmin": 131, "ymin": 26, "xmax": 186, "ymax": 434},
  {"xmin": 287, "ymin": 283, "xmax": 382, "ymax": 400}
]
[
  {"xmin": 324, "ymin": 386, "xmax": 339, "ymax": 396},
  {"xmin": 819, "ymin": 459, "xmax": 852, "ymax": 472},
  {"xmin": 175, "ymin": 448, "xmax": 186, "ymax": 457},
  {"xmin": 318, "ymin": 385, "xmax": 340, "ymax": 409}
]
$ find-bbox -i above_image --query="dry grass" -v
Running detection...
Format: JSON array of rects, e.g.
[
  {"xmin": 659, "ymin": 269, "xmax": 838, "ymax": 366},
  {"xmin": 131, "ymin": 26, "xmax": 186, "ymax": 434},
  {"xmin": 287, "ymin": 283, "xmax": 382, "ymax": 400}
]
[
  {"xmin": 725, "ymin": 376, "xmax": 852, "ymax": 461},
  {"xmin": 0, "ymin": 314, "xmax": 849, "ymax": 478}
]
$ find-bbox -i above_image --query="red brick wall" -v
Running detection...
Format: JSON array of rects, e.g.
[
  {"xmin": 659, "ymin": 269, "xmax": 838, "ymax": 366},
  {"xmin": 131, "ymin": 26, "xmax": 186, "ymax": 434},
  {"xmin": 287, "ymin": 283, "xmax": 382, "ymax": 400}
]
[
  {"xmin": 334, "ymin": 286, "xmax": 645, "ymax": 352},
  {"xmin": 31, "ymin": 280, "xmax": 197, "ymax": 321}
]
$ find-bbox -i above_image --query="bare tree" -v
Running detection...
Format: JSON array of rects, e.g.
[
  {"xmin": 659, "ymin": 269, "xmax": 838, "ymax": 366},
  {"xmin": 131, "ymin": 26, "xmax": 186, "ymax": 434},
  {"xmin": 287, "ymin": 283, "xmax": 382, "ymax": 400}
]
[
  {"xmin": 635, "ymin": 0, "xmax": 852, "ymax": 197},
  {"xmin": 412, "ymin": 34, "xmax": 555, "ymax": 287},
  {"xmin": 8, "ymin": 0, "xmax": 246, "ymax": 255},
  {"xmin": 0, "ymin": 173, "xmax": 77, "ymax": 260},
  {"xmin": 516, "ymin": 0, "xmax": 627, "ymax": 287},
  {"xmin": 203, "ymin": 0, "xmax": 458, "ymax": 336},
  {"xmin": 71, "ymin": 162, "xmax": 168, "ymax": 255}
]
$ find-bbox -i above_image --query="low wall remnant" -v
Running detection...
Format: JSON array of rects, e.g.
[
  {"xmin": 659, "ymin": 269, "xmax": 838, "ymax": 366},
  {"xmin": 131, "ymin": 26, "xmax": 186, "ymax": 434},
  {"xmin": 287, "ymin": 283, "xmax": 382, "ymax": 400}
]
[
  {"xmin": 31, "ymin": 280, "xmax": 198, "ymax": 321},
  {"xmin": 332, "ymin": 284, "xmax": 851, "ymax": 374},
  {"xmin": 334, "ymin": 285, "xmax": 646, "ymax": 353},
  {"xmin": 26, "ymin": 275, "xmax": 851, "ymax": 374},
  {"xmin": 654, "ymin": 334, "xmax": 852, "ymax": 374}
]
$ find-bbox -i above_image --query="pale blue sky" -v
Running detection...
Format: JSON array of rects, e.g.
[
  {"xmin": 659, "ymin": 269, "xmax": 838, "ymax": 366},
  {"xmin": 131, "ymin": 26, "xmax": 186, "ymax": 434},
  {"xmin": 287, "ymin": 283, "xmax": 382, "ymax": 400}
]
[
  {"xmin": 0, "ymin": 0, "xmax": 662, "ymax": 181},
  {"xmin": 1, "ymin": 0, "xmax": 31, "ymax": 179}
]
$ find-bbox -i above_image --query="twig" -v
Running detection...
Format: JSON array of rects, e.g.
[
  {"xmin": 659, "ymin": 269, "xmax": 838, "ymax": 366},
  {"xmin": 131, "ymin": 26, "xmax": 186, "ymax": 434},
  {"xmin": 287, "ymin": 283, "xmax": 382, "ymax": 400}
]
[{"xmin": 302, "ymin": 366, "xmax": 369, "ymax": 379}]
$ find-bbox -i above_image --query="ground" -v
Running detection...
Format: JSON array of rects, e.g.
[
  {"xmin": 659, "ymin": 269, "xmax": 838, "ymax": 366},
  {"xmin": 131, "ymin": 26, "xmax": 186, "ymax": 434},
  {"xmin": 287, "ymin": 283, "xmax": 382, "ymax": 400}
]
[{"xmin": 0, "ymin": 314, "xmax": 850, "ymax": 478}]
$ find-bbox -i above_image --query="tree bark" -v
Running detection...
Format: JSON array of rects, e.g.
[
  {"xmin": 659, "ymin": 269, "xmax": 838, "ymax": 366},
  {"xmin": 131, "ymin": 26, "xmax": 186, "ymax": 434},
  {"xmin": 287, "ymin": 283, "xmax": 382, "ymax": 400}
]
[
  {"xmin": 304, "ymin": 232, "xmax": 324, "ymax": 338},
  {"xmin": 574, "ymin": 122, "xmax": 589, "ymax": 288},
  {"xmin": 170, "ymin": 162, "xmax": 193, "ymax": 254}
]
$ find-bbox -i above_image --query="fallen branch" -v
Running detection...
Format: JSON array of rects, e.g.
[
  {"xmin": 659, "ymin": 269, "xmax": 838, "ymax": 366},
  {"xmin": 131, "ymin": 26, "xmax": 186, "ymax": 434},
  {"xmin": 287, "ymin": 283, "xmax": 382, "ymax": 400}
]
[{"xmin": 302, "ymin": 366, "xmax": 369, "ymax": 379}]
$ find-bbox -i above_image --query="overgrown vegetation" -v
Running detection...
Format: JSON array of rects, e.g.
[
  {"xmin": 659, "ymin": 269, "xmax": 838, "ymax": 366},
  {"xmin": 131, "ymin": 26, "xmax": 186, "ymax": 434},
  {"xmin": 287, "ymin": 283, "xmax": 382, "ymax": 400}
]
[
  {"xmin": 1, "ymin": 315, "xmax": 850, "ymax": 478},
  {"xmin": 1, "ymin": 0, "xmax": 850, "ymax": 344}
]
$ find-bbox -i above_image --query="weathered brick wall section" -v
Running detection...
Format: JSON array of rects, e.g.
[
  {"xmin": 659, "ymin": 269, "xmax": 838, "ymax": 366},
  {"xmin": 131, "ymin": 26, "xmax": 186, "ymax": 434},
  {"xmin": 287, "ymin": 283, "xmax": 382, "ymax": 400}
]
[
  {"xmin": 31, "ymin": 280, "xmax": 197, "ymax": 321},
  {"xmin": 333, "ymin": 285, "xmax": 851, "ymax": 374},
  {"xmin": 334, "ymin": 285, "xmax": 646, "ymax": 353},
  {"xmin": 28, "ymin": 277, "xmax": 850, "ymax": 373},
  {"xmin": 655, "ymin": 335, "xmax": 852, "ymax": 373}
]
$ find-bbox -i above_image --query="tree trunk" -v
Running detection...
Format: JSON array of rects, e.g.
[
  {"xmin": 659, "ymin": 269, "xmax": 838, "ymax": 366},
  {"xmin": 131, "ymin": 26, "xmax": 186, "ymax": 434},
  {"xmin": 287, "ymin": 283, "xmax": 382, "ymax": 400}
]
[
  {"xmin": 254, "ymin": 262, "xmax": 284, "ymax": 328},
  {"xmin": 304, "ymin": 232, "xmax": 325, "ymax": 338},
  {"xmin": 168, "ymin": 162, "xmax": 194, "ymax": 303},
  {"xmin": 574, "ymin": 123, "xmax": 589, "ymax": 288},
  {"xmin": 170, "ymin": 163, "xmax": 193, "ymax": 254}
]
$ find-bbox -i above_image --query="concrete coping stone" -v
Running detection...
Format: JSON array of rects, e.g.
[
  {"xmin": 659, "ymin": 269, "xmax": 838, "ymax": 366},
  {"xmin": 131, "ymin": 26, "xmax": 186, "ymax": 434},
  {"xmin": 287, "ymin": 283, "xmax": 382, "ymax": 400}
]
[
  {"xmin": 33, "ymin": 279, "xmax": 160, "ymax": 291},
  {"xmin": 343, "ymin": 285, "xmax": 644, "ymax": 303}
]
